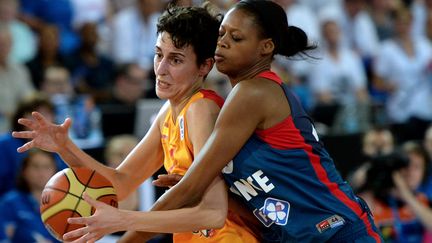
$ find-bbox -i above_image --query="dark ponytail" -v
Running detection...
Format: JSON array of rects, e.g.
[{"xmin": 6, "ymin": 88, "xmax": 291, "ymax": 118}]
[
  {"xmin": 236, "ymin": 0, "xmax": 316, "ymax": 57},
  {"xmin": 280, "ymin": 26, "xmax": 315, "ymax": 57}
]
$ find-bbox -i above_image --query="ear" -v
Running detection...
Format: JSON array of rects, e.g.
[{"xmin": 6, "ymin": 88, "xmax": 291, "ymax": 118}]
[
  {"xmin": 260, "ymin": 38, "xmax": 275, "ymax": 55},
  {"xmin": 198, "ymin": 58, "xmax": 215, "ymax": 77}
]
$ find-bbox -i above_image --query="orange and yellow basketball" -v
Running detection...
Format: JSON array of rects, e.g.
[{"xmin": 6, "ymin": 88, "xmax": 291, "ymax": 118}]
[{"xmin": 40, "ymin": 167, "xmax": 118, "ymax": 241}]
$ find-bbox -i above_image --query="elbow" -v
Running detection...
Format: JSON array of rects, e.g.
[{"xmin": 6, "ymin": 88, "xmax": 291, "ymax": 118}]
[
  {"xmin": 199, "ymin": 206, "xmax": 227, "ymax": 229},
  {"xmin": 212, "ymin": 210, "xmax": 227, "ymax": 229}
]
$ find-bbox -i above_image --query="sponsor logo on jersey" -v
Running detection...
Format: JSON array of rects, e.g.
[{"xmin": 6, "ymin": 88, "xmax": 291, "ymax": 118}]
[
  {"xmin": 253, "ymin": 206, "xmax": 275, "ymax": 227},
  {"xmin": 179, "ymin": 116, "xmax": 185, "ymax": 140},
  {"xmin": 193, "ymin": 229, "xmax": 215, "ymax": 238},
  {"xmin": 316, "ymin": 215, "xmax": 345, "ymax": 233},
  {"xmin": 263, "ymin": 197, "xmax": 290, "ymax": 226}
]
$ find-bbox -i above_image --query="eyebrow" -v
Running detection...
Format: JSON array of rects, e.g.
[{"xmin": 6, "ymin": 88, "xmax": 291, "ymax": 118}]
[{"xmin": 155, "ymin": 46, "xmax": 186, "ymax": 58}]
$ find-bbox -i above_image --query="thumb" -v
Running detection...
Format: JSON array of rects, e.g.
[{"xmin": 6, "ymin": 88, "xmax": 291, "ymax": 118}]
[
  {"xmin": 63, "ymin": 117, "xmax": 73, "ymax": 130},
  {"xmin": 82, "ymin": 193, "xmax": 103, "ymax": 209}
]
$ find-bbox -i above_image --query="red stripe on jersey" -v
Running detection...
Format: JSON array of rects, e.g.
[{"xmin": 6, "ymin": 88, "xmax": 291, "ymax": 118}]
[
  {"xmin": 257, "ymin": 71, "xmax": 283, "ymax": 84},
  {"xmin": 200, "ymin": 89, "xmax": 224, "ymax": 108},
  {"xmin": 256, "ymin": 107, "xmax": 381, "ymax": 242}
]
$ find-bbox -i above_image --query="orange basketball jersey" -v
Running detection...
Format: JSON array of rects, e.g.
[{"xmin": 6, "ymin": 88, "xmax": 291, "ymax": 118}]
[{"xmin": 161, "ymin": 89, "xmax": 258, "ymax": 243}]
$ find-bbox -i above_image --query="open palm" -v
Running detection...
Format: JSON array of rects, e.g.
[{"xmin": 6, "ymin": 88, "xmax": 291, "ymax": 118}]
[{"xmin": 12, "ymin": 111, "xmax": 72, "ymax": 153}]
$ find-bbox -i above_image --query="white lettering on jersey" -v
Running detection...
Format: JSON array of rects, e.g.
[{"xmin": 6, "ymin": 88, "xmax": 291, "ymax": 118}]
[
  {"xmin": 233, "ymin": 170, "xmax": 275, "ymax": 201},
  {"xmin": 222, "ymin": 160, "xmax": 233, "ymax": 174},
  {"xmin": 252, "ymin": 170, "xmax": 275, "ymax": 193},
  {"xmin": 312, "ymin": 124, "xmax": 319, "ymax": 142}
]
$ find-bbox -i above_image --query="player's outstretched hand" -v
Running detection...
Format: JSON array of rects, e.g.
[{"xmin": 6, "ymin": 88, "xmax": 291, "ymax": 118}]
[
  {"xmin": 152, "ymin": 174, "xmax": 183, "ymax": 188},
  {"xmin": 64, "ymin": 193, "xmax": 124, "ymax": 243},
  {"xmin": 12, "ymin": 111, "xmax": 72, "ymax": 153}
]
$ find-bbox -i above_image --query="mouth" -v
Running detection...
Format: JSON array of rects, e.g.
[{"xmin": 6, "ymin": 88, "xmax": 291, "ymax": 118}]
[
  {"xmin": 156, "ymin": 79, "xmax": 170, "ymax": 89},
  {"xmin": 214, "ymin": 54, "xmax": 225, "ymax": 62}
]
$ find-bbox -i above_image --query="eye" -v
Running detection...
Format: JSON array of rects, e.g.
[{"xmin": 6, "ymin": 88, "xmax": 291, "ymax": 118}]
[
  {"xmin": 171, "ymin": 57, "xmax": 183, "ymax": 65},
  {"xmin": 154, "ymin": 52, "xmax": 162, "ymax": 59}
]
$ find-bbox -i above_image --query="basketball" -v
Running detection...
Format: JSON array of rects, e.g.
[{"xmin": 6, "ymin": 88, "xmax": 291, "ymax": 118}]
[{"xmin": 40, "ymin": 167, "xmax": 118, "ymax": 241}]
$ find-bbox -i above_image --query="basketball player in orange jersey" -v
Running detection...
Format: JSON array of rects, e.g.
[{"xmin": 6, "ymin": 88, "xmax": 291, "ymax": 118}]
[{"xmin": 12, "ymin": 4, "xmax": 258, "ymax": 243}]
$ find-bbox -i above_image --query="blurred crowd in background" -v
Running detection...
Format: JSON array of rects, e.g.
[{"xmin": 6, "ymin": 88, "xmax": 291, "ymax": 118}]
[{"xmin": 0, "ymin": 0, "xmax": 431, "ymax": 242}]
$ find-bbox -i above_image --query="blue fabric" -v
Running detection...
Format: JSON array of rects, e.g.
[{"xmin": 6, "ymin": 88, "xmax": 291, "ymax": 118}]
[
  {"xmin": 222, "ymin": 81, "xmax": 382, "ymax": 242},
  {"xmin": 0, "ymin": 133, "xmax": 67, "ymax": 196},
  {"xmin": 19, "ymin": 0, "xmax": 79, "ymax": 54},
  {"xmin": 0, "ymin": 190, "xmax": 60, "ymax": 242}
]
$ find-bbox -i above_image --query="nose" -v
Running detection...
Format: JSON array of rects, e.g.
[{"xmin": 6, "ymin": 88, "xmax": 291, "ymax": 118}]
[
  {"xmin": 217, "ymin": 35, "xmax": 228, "ymax": 48},
  {"xmin": 155, "ymin": 57, "xmax": 168, "ymax": 76}
]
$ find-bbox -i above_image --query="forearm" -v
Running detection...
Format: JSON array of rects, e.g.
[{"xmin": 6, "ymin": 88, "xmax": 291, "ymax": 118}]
[
  {"xmin": 404, "ymin": 194, "xmax": 432, "ymax": 231},
  {"xmin": 59, "ymin": 139, "xmax": 133, "ymax": 199}
]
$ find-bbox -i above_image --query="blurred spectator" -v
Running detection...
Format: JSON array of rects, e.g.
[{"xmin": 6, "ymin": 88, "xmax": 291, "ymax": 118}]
[
  {"xmin": 425, "ymin": 125, "xmax": 432, "ymax": 161},
  {"xmin": 64, "ymin": 22, "xmax": 115, "ymax": 102},
  {"xmin": 373, "ymin": 6, "xmax": 432, "ymax": 143},
  {"xmin": 367, "ymin": 0, "xmax": 400, "ymax": 41},
  {"xmin": 0, "ymin": 149, "xmax": 60, "ymax": 243},
  {"xmin": 18, "ymin": 0, "xmax": 79, "ymax": 55},
  {"xmin": 25, "ymin": 24, "xmax": 66, "ymax": 89},
  {"xmin": 402, "ymin": 141, "xmax": 432, "ymax": 200},
  {"xmin": 272, "ymin": 0, "xmax": 320, "ymax": 44},
  {"xmin": 0, "ymin": 93, "xmax": 66, "ymax": 196},
  {"xmin": 0, "ymin": 23, "xmax": 34, "ymax": 134},
  {"xmin": 348, "ymin": 126, "xmax": 395, "ymax": 191},
  {"xmin": 359, "ymin": 151, "xmax": 430, "ymax": 242},
  {"xmin": 0, "ymin": 0, "xmax": 36, "ymax": 64},
  {"xmin": 111, "ymin": 0, "xmax": 161, "ymax": 73},
  {"xmin": 411, "ymin": 0, "xmax": 432, "ymax": 38},
  {"xmin": 309, "ymin": 18, "xmax": 370, "ymax": 135},
  {"xmin": 70, "ymin": 0, "xmax": 109, "ymax": 28},
  {"xmin": 40, "ymin": 65, "xmax": 104, "ymax": 150},
  {"xmin": 318, "ymin": 0, "xmax": 380, "ymax": 63},
  {"xmin": 99, "ymin": 63, "xmax": 148, "ymax": 138},
  {"xmin": 70, "ymin": 0, "xmax": 111, "ymax": 55}
]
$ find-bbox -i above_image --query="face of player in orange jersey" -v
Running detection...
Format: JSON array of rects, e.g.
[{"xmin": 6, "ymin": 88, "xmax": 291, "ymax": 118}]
[
  {"xmin": 215, "ymin": 8, "xmax": 266, "ymax": 78},
  {"xmin": 154, "ymin": 32, "xmax": 209, "ymax": 103}
]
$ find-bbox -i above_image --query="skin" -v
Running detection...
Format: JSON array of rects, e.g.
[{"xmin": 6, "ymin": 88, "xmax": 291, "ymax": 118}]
[
  {"xmin": 13, "ymin": 31, "xmax": 227, "ymax": 242},
  {"xmin": 122, "ymin": 8, "xmax": 294, "ymax": 242}
]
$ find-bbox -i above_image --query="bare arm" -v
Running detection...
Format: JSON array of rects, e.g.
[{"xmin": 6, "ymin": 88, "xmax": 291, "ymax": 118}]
[
  {"xmin": 393, "ymin": 172, "xmax": 432, "ymax": 231},
  {"xmin": 12, "ymin": 105, "xmax": 168, "ymax": 200}
]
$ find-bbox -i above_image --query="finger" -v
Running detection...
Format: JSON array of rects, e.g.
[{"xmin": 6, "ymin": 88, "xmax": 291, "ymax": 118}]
[
  {"xmin": 63, "ymin": 226, "xmax": 89, "ymax": 240},
  {"xmin": 82, "ymin": 193, "xmax": 104, "ymax": 208},
  {"xmin": 16, "ymin": 141, "xmax": 35, "ymax": 153},
  {"xmin": 62, "ymin": 117, "xmax": 73, "ymax": 130},
  {"xmin": 17, "ymin": 118, "xmax": 38, "ymax": 130},
  {"xmin": 152, "ymin": 179, "xmax": 168, "ymax": 187},
  {"xmin": 11, "ymin": 131, "xmax": 35, "ymax": 139},
  {"xmin": 68, "ymin": 216, "xmax": 91, "ymax": 225},
  {"xmin": 32, "ymin": 111, "xmax": 50, "ymax": 124}
]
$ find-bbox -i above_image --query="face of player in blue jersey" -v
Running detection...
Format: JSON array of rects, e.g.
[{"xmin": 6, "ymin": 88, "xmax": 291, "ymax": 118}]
[{"xmin": 215, "ymin": 8, "xmax": 271, "ymax": 79}]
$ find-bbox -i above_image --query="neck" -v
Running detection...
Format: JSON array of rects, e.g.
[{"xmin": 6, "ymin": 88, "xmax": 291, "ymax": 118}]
[
  {"xmin": 229, "ymin": 58, "xmax": 272, "ymax": 86},
  {"xmin": 169, "ymin": 83, "xmax": 202, "ymax": 119},
  {"xmin": 31, "ymin": 189, "xmax": 42, "ymax": 202}
]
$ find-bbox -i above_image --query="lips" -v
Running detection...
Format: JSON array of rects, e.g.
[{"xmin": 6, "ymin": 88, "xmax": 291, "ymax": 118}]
[
  {"xmin": 157, "ymin": 79, "xmax": 170, "ymax": 89},
  {"xmin": 214, "ymin": 53, "xmax": 225, "ymax": 62}
]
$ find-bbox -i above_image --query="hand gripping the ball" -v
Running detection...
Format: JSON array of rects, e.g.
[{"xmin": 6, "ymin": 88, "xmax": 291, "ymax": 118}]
[{"xmin": 64, "ymin": 193, "xmax": 125, "ymax": 243}]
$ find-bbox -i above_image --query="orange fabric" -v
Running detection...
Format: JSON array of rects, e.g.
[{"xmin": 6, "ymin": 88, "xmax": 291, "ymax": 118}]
[{"xmin": 161, "ymin": 90, "xmax": 258, "ymax": 243}]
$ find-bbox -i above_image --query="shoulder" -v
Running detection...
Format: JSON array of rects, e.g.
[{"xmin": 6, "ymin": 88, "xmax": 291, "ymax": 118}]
[
  {"xmin": 153, "ymin": 100, "xmax": 170, "ymax": 126},
  {"xmin": 186, "ymin": 94, "xmax": 221, "ymax": 122},
  {"xmin": 229, "ymin": 78, "xmax": 276, "ymax": 104}
]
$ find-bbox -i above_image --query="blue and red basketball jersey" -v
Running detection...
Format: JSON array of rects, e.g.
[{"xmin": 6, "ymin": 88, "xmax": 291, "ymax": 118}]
[{"xmin": 222, "ymin": 71, "xmax": 381, "ymax": 242}]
